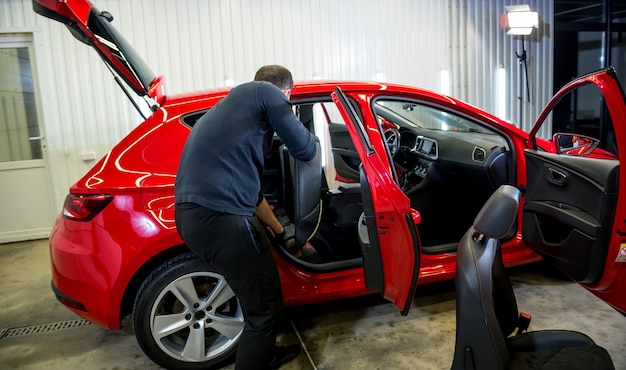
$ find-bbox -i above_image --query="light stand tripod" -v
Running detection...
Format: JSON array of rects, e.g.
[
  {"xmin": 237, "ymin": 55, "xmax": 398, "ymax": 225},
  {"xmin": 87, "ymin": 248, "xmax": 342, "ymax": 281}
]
[{"xmin": 516, "ymin": 35, "xmax": 531, "ymax": 126}]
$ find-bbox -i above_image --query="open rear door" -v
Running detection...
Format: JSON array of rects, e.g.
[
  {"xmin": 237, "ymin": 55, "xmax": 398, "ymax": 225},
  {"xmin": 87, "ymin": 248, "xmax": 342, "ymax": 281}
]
[
  {"xmin": 331, "ymin": 87, "xmax": 421, "ymax": 315},
  {"xmin": 32, "ymin": 0, "xmax": 165, "ymax": 107},
  {"xmin": 523, "ymin": 68, "xmax": 626, "ymax": 314}
]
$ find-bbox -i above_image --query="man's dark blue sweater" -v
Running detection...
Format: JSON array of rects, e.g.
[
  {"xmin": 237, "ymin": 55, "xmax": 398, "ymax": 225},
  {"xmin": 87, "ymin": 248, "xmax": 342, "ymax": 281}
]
[{"xmin": 175, "ymin": 81, "xmax": 317, "ymax": 216}]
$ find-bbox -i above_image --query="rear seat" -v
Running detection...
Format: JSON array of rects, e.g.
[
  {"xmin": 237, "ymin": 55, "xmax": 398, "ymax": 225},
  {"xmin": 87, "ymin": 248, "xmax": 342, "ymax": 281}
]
[{"xmin": 324, "ymin": 183, "xmax": 362, "ymax": 227}]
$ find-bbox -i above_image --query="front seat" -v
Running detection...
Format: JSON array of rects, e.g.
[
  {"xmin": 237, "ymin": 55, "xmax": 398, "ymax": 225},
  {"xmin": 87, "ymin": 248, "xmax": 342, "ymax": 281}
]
[
  {"xmin": 452, "ymin": 184, "xmax": 615, "ymax": 370},
  {"xmin": 278, "ymin": 141, "xmax": 322, "ymax": 252}
]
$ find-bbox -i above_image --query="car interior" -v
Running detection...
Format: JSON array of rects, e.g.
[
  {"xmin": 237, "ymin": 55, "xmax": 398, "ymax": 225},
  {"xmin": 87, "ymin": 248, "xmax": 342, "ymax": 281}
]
[
  {"xmin": 261, "ymin": 97, "xmax": 515, "ymax": 270},
  {"xmin": 264, "ymin": 101, "xmax": 364, "ymax": 270},
  {"xmin": 452, "ymin": 184, "xmax": 615, "ymax": 370}
]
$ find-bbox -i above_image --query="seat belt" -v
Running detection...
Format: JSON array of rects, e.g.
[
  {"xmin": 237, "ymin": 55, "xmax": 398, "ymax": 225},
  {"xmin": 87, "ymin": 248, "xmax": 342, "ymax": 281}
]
[{"xmin": 515, "ymin": 312, "xmax": 532, "ymax": 335}]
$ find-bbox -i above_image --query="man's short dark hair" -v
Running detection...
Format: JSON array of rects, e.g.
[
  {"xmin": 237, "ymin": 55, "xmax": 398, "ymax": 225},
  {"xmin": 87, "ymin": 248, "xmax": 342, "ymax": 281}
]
[{"xmin": 254, "ymin": 65, "xmax": 294, "ymax": 90}]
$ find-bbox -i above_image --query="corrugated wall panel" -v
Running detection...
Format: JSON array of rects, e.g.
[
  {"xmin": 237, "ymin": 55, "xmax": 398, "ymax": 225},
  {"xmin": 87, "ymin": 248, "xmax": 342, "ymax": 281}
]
[
  {"xmin": 1, "ymin": 0, "xmax": 553, "ymax": 211},
  {"xmin": 452, "ymin": 0, "xmax": 554, "ymax": 135}
]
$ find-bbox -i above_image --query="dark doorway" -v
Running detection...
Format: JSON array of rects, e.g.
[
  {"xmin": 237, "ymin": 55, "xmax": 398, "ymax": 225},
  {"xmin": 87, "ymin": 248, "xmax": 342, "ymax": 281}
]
[{"xmin": 553, "ymin": 0, "xmax": 626, "ymax": 149}]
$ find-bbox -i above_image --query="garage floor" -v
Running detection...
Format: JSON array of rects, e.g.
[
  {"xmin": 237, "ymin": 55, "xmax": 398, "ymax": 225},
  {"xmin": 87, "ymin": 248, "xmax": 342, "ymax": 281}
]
[{"xmin": 1, "ymin": 239, "xmax": 625, "ymax": 370}]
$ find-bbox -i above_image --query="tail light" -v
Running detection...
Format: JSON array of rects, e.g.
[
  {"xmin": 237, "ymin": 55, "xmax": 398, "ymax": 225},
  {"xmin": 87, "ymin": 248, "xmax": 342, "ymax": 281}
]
[{"xmin": 62, "ymin": 194, "xmax": 113, "ymax": 221}]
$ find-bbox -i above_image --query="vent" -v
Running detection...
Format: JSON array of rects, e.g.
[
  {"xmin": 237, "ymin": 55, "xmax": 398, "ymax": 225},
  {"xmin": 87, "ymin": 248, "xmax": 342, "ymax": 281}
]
[
  {"xmin": 0, "ymin": 319, "xmax": 91, "ymax": 339},
  {"xmin": 472, "ymin": 147, "xmax": 486, "ymax": 162}
]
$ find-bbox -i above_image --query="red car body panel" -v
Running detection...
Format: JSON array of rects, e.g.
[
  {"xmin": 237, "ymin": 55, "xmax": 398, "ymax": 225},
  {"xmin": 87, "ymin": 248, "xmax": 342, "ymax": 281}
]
[{"xmin": 35, "ymin": 0, "xmax": 92, "ymax": 24}]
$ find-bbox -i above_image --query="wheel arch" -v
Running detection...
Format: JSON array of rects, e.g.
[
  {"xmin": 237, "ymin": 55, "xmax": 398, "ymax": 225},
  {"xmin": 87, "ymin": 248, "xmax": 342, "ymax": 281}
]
[{"xmin": 119, "ymin": 243, "xmax": 192, "ymax": 325}]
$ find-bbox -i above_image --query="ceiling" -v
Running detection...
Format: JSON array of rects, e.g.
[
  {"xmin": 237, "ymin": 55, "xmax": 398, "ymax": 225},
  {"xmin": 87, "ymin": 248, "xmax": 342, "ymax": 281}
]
[{"xmin": 555, "ymin": 0, "xmax": 626, "ymax": 23}]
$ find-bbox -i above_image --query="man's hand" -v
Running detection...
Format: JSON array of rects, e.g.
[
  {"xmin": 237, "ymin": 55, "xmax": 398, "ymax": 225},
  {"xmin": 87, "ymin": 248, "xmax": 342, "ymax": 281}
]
[
  {"xmin": 255, "ymin": 197, "xmax": 284, "ymax": 234},
  {"xmin": 265, "ymin": 226, "xmax": 286, "ymax": 248}
]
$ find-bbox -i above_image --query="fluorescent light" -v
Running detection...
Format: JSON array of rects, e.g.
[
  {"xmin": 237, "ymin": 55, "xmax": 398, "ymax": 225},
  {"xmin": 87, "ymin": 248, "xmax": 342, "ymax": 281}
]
[
  {"xmin": 495, "ymin": 67, "xmax": 506, "ymax": 120},
  {"xmin": 439, "ymin": 70, "xmax": 450, "ymax": 96}
]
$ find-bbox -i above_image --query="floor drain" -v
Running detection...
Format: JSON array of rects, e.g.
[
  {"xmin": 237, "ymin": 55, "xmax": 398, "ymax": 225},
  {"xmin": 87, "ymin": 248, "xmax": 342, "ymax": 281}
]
[{"xmin": 0, "ymin": 319, "xmax": 92, "ymax": 339}]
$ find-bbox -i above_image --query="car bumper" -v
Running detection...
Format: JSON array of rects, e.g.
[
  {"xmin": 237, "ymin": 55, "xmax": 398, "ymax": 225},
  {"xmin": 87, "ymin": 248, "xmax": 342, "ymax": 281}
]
[{"xmin": 49, "ymin": 214, "xmax": 140, "ymax": 330}]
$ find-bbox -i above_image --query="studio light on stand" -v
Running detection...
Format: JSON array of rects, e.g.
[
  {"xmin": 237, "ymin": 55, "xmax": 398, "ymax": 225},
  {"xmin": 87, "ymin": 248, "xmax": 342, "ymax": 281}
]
[{"xmin": 499, "ymin": 5, "xmax": 538, "ymax": 126}]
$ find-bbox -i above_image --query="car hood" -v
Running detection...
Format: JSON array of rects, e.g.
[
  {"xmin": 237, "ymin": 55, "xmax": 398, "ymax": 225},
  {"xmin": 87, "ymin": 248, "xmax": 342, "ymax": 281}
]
[{"xmin": 32, "ymin": 0, "xmax": 165, "ymax": 107}]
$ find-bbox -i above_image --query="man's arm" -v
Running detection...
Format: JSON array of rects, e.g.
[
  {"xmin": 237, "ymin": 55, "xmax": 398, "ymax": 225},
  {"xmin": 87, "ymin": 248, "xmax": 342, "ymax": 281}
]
[
  {"xmin": 255, "ymin": 197, "xmax": 284, "ymax": 235},
  {"xmin": 259, "ymin": 83, "xmax": 317, "ymax": 161}
]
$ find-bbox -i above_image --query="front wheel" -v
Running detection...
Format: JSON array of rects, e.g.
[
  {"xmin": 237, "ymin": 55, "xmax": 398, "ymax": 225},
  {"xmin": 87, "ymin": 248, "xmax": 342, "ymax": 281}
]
[{"xmin": 133, "ymin": 252, "xmax": 244, "ymax": 369}]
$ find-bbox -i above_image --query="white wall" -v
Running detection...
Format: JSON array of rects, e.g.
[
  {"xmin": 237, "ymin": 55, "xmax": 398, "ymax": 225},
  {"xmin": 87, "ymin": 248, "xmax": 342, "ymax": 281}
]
[{"xmin": 0, "ymin": 0, "xmax": 553, "ymax": 218}]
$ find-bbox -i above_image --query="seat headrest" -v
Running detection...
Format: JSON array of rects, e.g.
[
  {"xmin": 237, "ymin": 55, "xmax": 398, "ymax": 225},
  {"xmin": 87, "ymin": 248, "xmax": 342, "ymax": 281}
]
[{"xmin": 473, "ymin": 185, "xmax": 520, "ymax": 239}]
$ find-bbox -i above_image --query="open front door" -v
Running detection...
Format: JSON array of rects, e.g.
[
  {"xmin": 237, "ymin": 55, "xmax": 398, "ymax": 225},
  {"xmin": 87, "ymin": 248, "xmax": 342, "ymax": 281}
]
[
  {"xmin": 523, "ymin": 68, "xmax": 626, "ymax": 313},
  {"xmin": 331, "ymin": 87, "xmax": 421, "ymax": 315}
]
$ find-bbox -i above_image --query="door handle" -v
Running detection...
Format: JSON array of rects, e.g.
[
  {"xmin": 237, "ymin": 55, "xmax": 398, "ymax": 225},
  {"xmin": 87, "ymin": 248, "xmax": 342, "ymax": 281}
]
[
  {"xmin": 546, "ymin": 167, "xmax": 567, "ymax": 186},
  {"xmin": 29, "ymin": 136, "xmax": 44, "ymax": 141}
]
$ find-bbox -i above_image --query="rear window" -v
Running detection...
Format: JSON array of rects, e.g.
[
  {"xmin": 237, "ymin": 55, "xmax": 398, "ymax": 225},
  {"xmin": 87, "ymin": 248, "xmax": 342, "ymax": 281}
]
[{"xmin": 180, "ymin": 110, "xmax": 208, "ymax": 128}]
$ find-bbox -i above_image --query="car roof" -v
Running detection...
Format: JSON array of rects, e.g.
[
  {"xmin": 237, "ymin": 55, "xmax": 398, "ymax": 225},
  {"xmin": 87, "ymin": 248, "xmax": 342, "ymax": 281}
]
[{"xmin": 163, "ymin": 80, "xmax": 444, "ymax": 107}]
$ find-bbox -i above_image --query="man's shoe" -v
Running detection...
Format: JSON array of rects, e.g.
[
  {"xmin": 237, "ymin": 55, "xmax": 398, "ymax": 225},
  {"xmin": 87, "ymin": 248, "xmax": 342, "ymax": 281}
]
[{"xmin": 267, "ymin": 344, "xmax": 301, "ymax": 369}]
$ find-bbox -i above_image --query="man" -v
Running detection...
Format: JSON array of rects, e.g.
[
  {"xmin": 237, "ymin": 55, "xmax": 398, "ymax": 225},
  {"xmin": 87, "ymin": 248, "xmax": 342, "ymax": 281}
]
[{"xmin": 174, "ymin": 65, "xmax": 317, "ymax": 369}]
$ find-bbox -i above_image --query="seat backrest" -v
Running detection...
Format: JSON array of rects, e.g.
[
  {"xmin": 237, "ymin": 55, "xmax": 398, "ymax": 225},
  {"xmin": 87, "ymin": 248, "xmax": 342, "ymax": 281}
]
[
  {"xmin": 452, "ymin": 185, "xmax": 521, "ymax": 370},
  {"xmin": 280, "ymin": 141, "xmax": 322, "ymax": 246}
]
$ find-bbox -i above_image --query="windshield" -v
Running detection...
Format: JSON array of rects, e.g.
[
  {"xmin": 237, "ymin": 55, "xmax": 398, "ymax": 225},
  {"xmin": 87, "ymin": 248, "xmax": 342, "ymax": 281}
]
[
  {"xmin": 87, "ymin": 9, "xmax": 156, "ymax": 94},
  {"xmin": 374, "ymin": 100, "xmax": 493, "ymax": 134}
]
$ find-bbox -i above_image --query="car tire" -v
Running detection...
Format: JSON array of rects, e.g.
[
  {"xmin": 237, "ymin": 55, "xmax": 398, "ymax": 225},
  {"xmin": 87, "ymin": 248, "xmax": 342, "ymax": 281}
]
[{"xmin": 133, "ymin": 252, "xmax": 244, "ymax": 369}]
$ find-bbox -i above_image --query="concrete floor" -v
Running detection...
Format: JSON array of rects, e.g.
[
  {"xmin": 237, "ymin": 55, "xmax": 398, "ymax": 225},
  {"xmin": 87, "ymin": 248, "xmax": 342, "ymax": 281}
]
[{"xmin": 1, "ymin": 239, "xmax": 625, "ymax": 370}]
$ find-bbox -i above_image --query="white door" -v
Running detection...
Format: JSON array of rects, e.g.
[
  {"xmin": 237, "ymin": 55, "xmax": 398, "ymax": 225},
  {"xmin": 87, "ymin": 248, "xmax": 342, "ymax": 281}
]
[{"xmin": 0, "ymin": 34, "xmax": 55, "ymax": 243}]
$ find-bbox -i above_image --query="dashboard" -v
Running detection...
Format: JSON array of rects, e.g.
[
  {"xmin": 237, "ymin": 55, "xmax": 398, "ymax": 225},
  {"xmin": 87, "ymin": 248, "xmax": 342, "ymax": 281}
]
[
  {"xmin": 414, "ymin": 136, "xmax": 438, "ymax": 160},
  {"xmin": 393, "ymin": 127, "xmax": 509, "ymax": 189},
  {"xmin": 395, "ymin": 134, "xmax": 437, "ymax": 178}
]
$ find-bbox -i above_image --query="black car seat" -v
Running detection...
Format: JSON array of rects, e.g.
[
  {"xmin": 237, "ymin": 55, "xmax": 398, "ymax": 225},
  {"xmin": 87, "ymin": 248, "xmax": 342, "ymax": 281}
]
[
  {"xmin": 452, "ymin": 184, "xmax": 615, "ymax": 370},
  {"xmin": 277, "ymin": 141, "xmax": 322, "ymax": 253}
]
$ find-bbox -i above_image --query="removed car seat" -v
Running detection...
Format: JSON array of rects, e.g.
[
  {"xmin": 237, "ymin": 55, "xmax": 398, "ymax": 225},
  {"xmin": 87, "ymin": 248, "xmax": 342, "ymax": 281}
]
[
  {"xmin": 451, "ymin": 184, "xmax": 614, "ymax": 370},
  {"xmin": 276, "ymin": 141, "xmax": 323, "ymax": 255}
]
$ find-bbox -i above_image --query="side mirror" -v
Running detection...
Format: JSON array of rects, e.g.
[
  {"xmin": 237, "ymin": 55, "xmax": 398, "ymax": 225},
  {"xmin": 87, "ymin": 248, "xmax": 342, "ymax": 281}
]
[{"xmin": 553, "ymin": 133, "xmax": 600, "ymax": 156}]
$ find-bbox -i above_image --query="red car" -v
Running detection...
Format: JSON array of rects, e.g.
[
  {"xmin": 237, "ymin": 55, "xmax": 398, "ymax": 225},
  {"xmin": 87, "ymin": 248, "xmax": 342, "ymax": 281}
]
[{"xmin": 35, "ymin": 1, "xmax": 626, "ymax": 369}]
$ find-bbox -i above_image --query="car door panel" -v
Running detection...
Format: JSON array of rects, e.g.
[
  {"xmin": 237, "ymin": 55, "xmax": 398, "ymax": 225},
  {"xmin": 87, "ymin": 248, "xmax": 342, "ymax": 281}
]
[
  {"xmin": 358, "ymin": 166, "xmax": 384, "ymax": 294},
  {"xmin": 331, "ymin": 87, "xmax": 420, "ymax": 315},
  {"xmin": 524, "ymin": 68, "xmax": 626, "ymax": 313},
  {"xmin": 523, "ymin": 150, "xmax": 618, "ymax": 283}
]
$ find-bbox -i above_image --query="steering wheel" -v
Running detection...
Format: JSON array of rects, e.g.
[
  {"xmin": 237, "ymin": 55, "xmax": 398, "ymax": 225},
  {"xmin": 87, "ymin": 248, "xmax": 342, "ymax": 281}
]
[{"xmin": 384, "ymin": 128, "xmax": 401, "ymax": 157}]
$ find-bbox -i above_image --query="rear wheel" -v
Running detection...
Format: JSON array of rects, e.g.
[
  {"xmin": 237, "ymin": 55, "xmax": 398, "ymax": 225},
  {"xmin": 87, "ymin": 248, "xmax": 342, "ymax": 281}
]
[{"xmin": 133, "ymin": 252, "xmax": 244, "ymax": 369}]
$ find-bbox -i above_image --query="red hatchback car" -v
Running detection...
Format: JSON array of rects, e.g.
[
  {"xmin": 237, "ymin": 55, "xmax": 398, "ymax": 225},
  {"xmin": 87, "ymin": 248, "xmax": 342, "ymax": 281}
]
[{"xmin": 35, "ymin": 1, "xmax": 626, "ymax": 369}]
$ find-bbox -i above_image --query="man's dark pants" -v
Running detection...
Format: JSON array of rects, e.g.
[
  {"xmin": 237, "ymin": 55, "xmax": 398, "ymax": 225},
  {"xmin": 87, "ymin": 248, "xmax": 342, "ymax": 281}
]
[{"xmin": 175, "ymin": 203, "xmax": 284, "ymax": 370}]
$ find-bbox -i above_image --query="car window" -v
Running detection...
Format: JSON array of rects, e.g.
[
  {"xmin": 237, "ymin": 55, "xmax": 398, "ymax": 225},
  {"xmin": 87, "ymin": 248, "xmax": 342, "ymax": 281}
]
[
  {"xmin": 180, "ymin": 110, "xmax": 208, "ymax": 128},
  {"xmin": 86, "ymin": 9, "xmax": 157, "ymax": 91},
  {"xmin": 374, "ymin": 100, "xmax": 493, "ymax": 134},
  {"xmin": 369, "ymin": 97, "xmax": 512, "ymax": 249},
  {"xmin": 539, "ymin": 84, "xmax": 618, "ymax": 157},
  {"xmin": 294, "ymin": 101, "xmax": 352, "ymax": 189}
]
